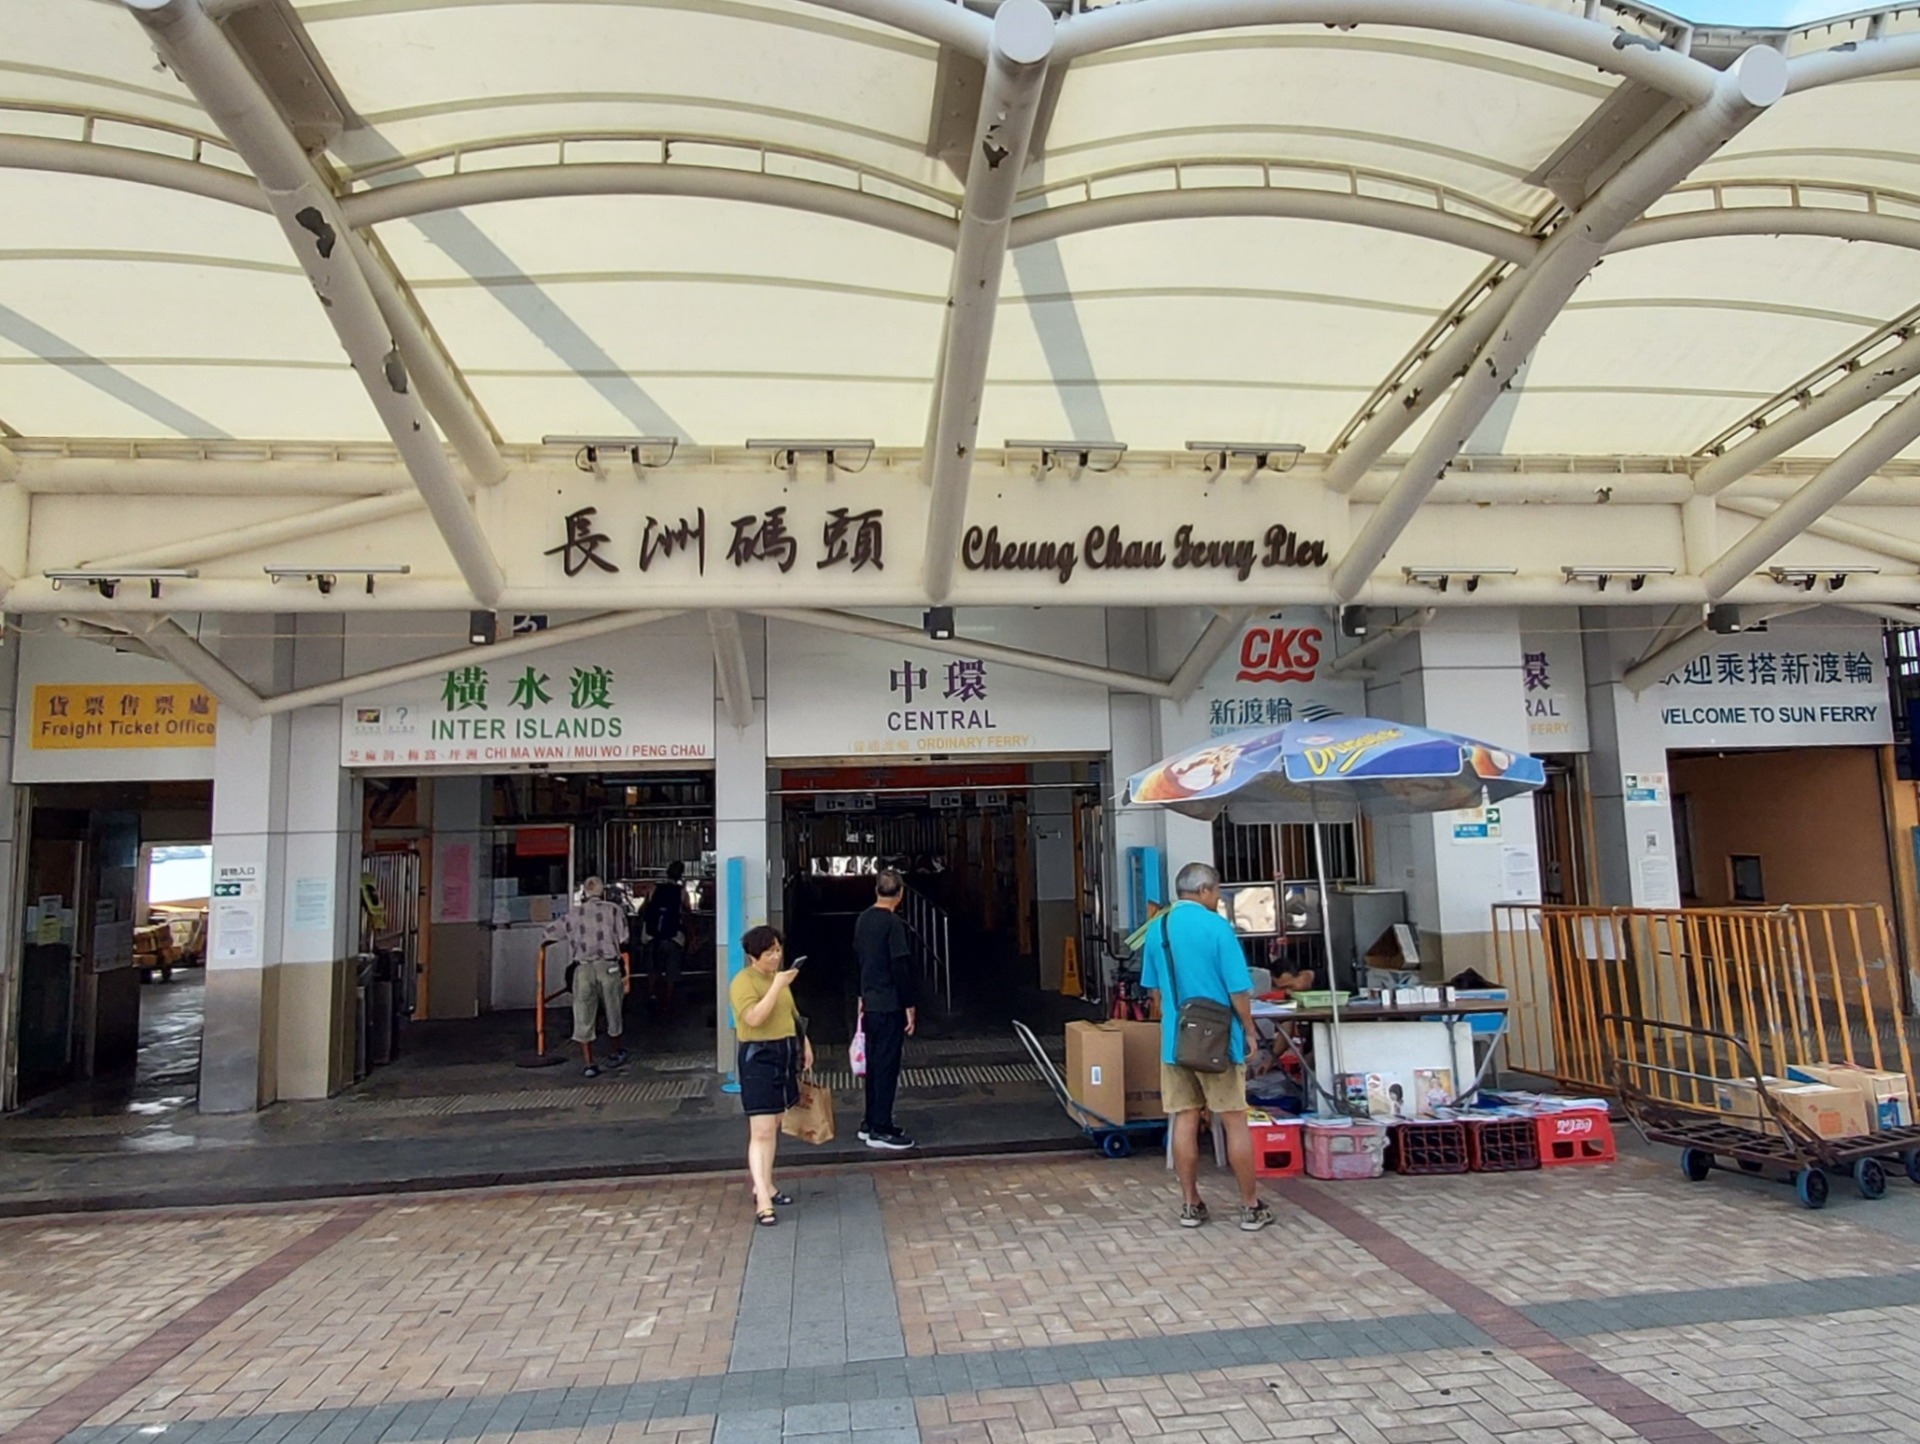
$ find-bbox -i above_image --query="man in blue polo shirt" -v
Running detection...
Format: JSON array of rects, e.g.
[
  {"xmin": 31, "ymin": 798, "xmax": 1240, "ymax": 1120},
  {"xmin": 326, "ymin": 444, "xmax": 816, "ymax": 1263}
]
[{"xmin": 1140, "ymin": 861, "xmax": 1273, "ymax": 1232}]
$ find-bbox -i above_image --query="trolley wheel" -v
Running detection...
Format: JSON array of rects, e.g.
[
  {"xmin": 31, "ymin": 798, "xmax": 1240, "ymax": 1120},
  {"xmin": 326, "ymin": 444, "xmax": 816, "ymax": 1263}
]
[
  {"xmin": 1680, "ymin": 1147, "xmax": 1713, "ymax": 1182},
  {"xmin": 1795, "ymin": 1167, "xmax": 1830, "ymax": 1210},
  {"xmin": 1854, "ymin": 1157, "xmax": 1888, "ymax": 1201},
  {"xmin": 1101, "ymin": 1132, "xmax": 1133, "ymax": 1159},
  {"xmin": 1905, "ymin": 1150, "xmax": 1920, "ymax": 1187}
]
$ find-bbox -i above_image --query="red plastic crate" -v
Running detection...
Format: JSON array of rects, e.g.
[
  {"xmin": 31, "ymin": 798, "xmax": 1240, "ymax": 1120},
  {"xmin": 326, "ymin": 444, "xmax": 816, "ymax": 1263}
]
[
  {"xmin": 1249, "ymin": 1118, "xmax": 1304, "ymax": 1178},
  {"xmin": 1536, "ymin": 1108, "xmax": 1617, "ymax": 1166},
  {"xmin": 1466, "ymin": 1116, "xmax": 1541, "ymax": 1172},
  {"xmin": 1390, "ymin": 1121, "xmax": 1470, "ymax": 1175}
]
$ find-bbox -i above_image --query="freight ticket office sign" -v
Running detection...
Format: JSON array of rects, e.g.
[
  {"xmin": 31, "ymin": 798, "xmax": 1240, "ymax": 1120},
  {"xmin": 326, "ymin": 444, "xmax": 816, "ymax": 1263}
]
[
  {"xmin": 30, "ymin": 684, "xmax": 217, "ymax": 749},
  {"xmin": 339, "ymin": 636, "xmax": 714, "ymax": 769}
]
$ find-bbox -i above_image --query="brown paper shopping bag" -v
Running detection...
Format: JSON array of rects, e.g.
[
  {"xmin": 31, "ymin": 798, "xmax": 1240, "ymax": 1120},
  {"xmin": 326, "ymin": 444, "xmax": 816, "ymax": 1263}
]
[{"xmin": 781, "ymin": 1078, "xmax": 836, "ymax": 1145}]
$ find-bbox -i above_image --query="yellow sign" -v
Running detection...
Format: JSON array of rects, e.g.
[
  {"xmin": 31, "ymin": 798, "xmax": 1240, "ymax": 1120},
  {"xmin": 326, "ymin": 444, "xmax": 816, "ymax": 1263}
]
[
  {"xmin": 30, "ymin": 684, "xmax": 218, "ymax": 750},
  {"xmin": 1060, "ymin": 935, "xmax": 1082, "ymax": 997}
]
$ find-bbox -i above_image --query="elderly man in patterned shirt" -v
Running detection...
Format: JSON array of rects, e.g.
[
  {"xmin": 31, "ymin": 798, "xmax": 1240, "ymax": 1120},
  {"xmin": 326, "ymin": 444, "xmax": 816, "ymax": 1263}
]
[{"xmin": 542, "ymin": 876, "xmax": 632, "ymax": 1077}]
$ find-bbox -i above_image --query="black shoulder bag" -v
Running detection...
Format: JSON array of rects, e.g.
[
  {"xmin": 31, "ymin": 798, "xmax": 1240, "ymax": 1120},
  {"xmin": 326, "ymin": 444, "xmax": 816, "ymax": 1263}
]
[{"xmin": 1160, "ymin": 913, "xmax": 1235, "ymax": 1074}]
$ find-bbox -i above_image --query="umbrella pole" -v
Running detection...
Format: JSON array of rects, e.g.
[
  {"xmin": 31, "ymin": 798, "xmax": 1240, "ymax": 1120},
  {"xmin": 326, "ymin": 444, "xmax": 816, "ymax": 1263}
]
[{"xmin": 1312, "ymin": 819, "xmax": 1345, "ymax": 1114}]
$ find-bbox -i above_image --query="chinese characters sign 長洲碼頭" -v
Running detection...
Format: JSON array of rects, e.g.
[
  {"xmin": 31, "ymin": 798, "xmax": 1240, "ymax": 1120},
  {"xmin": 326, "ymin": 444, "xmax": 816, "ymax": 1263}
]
[
  {"xmin": 1652, "ymin": 627, "xmax": 1890, "ymax": 748},
  {"xmin": 544, "ymin": 504, "xmax": 885, "ymax": 579},
  {"xmin": 339, "ymin": 634, "xmax": 715, "ymax": 768},
  {"xmin": 30, "ymin": 684, "xmax": 217, "ymax": 749}
]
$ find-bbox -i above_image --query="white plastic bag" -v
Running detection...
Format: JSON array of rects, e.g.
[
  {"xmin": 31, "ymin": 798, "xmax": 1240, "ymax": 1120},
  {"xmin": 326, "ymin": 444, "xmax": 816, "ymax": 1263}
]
[{"xmin": 850, "ymin": 1003, "xmax": 868, "ymax": 1078}]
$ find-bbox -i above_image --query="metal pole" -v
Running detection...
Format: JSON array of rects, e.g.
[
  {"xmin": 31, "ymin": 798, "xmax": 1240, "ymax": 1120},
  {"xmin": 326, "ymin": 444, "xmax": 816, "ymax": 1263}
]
[{"xmin": 1312, "ymin": 817, "xmax": 1344, "ymax": 1113}]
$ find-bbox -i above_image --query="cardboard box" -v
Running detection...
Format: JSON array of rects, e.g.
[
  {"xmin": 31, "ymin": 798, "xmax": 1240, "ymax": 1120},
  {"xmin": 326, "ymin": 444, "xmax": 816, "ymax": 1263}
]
[
  {"xmin": 1114, "ymin": 1019, "xmax": 1166, "ymax": 1121},
  {"xmin": 1064, "ymin": 1021, "xmax": 1126, "ymax": 1125},
  {"xmin": 1774, "ymin": 1082, "xmax": 1872, "ymax": 1140},
  {"xmin": 1714, "ymin": 1076, "xmax": 1789, "ymax": 1123},
  {"xmin": 1785, "ymin": 1063, "xmax": 1914, "ymax": 1130},
  {"xmin": 1064, "ymin": 1020, "xmax": 1165, "ymax": 1123}
]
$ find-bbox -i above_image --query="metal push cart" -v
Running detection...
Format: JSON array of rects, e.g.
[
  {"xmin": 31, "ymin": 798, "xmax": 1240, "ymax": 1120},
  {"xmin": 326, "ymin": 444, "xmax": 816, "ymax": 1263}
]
[
  {"xmin": 1013, "ymin": 1019, "xmax": 1169, "ymax": 1158},
  {"xmin": 1609, "ymin": 1015, "xmax": 1920, "ymax": 1209}
]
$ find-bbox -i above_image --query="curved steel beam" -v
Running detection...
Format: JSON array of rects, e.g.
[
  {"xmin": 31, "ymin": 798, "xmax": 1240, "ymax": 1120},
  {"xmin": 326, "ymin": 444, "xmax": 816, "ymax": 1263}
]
[
  {"xmin": 1616, "ymin": 207, "xmax": 1920, "ymax": 256},
  {"xmin": 1788, "ymin": 32, "xmax": 1920, "ymax": 93},
  {"xmin": 124, "ymin": 0, "xmax": 504, "ymax": 605},
  {"xmin": 340, "ymin": 163, "xmax": 959, "ymax": 248},
  {"xmin": 1328, "ymin": 43, "xmax": 1788, "ymax": 601},
  {"xmin": 1010, "ymin": 188, "xmax": 1537, "ymax": 263},
  {"xmin": 1050, "ymin": 0, "xmax": 1720, "ymax": 103},
  {"xmin": 0, "ymin": 133, "xmax": 268, "ymax": 212},
  {"xmin": 784, "ymin": 0, "xmax": 993, "ymax": 58}
]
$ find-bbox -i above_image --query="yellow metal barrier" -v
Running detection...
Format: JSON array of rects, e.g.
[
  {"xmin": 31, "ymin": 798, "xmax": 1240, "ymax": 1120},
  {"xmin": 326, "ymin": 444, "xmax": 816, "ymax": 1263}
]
[{"xmin": 1492, "ymin": 903, "xmax": 1916, "ymax": 1102}]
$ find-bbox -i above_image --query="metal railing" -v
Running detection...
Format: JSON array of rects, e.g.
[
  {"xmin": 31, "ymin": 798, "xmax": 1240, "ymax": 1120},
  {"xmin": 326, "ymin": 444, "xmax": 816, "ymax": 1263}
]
[
  {"xmin": 898, "ymin": 885, "xmax": 953, "ymax": 1014},
  {"xmin": 1493, "ymin": 902, "xmax": 1917, "ymax": 1105}
]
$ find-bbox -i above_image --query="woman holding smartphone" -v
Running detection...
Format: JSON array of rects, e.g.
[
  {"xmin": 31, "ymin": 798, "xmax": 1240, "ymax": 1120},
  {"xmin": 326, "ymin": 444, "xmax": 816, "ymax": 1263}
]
[{"xmin": 729, "ymin": 925, "xmax": 813, "ymax": 1225}]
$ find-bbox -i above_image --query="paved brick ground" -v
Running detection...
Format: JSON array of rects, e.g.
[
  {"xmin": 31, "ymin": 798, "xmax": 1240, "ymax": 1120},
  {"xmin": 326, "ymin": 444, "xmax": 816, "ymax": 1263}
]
[{"xmin": 4, "ymin": 1138, "xmax": 1920, "ymax": 1444}]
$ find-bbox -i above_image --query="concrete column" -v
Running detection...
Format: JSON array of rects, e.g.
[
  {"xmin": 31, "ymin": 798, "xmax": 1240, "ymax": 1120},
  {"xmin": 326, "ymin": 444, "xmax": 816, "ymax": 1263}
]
[
  {"xmin": 0, "ymin": 637, "xmax": 22, "ymax": 1112},
  {"xmin": 426, "ymin": 777, "xmax": 487, "ymax": 1019},
  {"xmin": 275, "ymin": 616, "xmax": 356, "ymax": 1099},
  {"xmin": 1107, "ymin": 609, "xmax": 1163, "ymax": 934},
  {"xmin": 202, "ymin": 615, "xmax": 358, "ymax": 1110},
  {"xmin": 713, "ymin": 615, "xmax": 769, "ymax": 1070},
  {"xmin": 1368, "ymin": 610, "xmax": 1543, "ymax": 978},
  {"xmin": 1582, "ymin": 609, "xmax": 1681, "ymax": 907},
  {"xmin": 202, "ymin": 616, "xmax": 294, "ymax": 1113},
  {"xmin": 1149, "ymin": 609, "xmax": 1216, "ymax": 886}
]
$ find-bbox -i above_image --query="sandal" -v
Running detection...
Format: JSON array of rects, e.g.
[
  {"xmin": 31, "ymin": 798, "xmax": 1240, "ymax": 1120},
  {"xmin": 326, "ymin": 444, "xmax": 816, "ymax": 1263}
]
[
  {"xmin": 770, "ymin": 1192, "xmax": 794, "ymax": 1207},
  {"xmin": 754, "ymin": 1207, "xmax": 778, "ymax": 1227}
]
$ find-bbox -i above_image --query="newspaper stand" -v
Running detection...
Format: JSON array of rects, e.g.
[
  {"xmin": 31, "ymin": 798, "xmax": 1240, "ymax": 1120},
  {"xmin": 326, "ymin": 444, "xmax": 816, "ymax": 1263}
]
[{"xmin": 1609, "ymin": 1015, "xmax": 1920, "ymax": 1210}]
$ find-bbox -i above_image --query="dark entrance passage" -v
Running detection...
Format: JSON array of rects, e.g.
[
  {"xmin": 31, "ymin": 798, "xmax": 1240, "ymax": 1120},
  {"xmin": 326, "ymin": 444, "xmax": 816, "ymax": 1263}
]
[
  {"xmin": 10, "ymin": 781, "xmax": 211, "ymax": 1113},
  {"xmin": 777, "ymin": 762, "xmax": 1106, "ymax": 1044}
]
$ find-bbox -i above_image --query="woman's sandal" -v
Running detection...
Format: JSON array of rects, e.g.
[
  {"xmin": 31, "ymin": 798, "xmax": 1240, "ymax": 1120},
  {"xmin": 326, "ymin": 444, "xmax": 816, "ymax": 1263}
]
[
  {"xmin": 770, "ymin": 1192, "xmax": 794, "ymax": 1207},
  {"xmin": 755, "ymin": 1206, "xmax": 778, "ymax": 1227}
]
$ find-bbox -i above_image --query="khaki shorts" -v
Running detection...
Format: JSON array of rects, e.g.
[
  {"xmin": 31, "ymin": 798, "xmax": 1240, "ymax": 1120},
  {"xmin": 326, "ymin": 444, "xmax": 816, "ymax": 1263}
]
[
  {"xmin": 571, "ymin": 959, "xmax": 626, "ymax": 1043},
  {"xmin": 1161, "ymin": 1062, "xmax": 1249, "ymax": 1115}
]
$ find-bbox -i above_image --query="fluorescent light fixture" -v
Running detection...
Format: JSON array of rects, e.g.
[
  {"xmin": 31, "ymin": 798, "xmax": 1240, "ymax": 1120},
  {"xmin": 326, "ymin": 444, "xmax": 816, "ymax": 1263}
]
[
  {"xmin": 265, "ymin": 564, "xmax": 411, "ymax": 596},
  {"xmin": 1401, "ymin": 567, "xmax": 1517, "ymax": 595},
  {"xmin": 1004, "ymin": 439, "xmax": 1127, "ymax": 474},
  {"xmin": 45, "ymin": 567, "xmax": 197, "ymax": 600},
  {"xmin": 1768, "ymin": 565, "xmax": 1880, "ymax": 592},
  {"xmin": 745, "ymin": 438, "xmax": 874, "ymax": 473},
  {"xmin": 1185, "ymin": 441, "xmax": 1306, "ymax": 477},
  {"xmin": 543, "ymin": 435, "xmax": 679, "ymax": 470},
  {"xmin": 1561, "ymin": 565, "xmax": 1676, "ymax": 592}
]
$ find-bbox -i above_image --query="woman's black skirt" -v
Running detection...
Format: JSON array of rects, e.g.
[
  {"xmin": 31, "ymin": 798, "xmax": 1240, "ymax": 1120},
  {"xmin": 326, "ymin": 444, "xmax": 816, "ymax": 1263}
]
[{"xmin": 737, "ymin": 1037, "xmax": 801, "ymax": 1117}]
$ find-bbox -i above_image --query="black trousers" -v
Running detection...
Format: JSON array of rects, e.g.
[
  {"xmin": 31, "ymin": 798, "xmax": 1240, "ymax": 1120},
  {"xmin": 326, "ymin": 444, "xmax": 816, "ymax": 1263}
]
[{"xmin": 862, "ymin": 1009, "xmax": 908, "ymax": 1133}]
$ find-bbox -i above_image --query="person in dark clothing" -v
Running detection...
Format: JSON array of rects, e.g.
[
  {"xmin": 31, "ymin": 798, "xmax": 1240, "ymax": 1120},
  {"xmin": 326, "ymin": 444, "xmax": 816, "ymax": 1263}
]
[
  {"xmin": 855, "ymin": 868, "xmax": 917, "ymax": 1151},
  {"xmin": 641, "ymin": 861, "xmax": 687, "ymax": 1001}
]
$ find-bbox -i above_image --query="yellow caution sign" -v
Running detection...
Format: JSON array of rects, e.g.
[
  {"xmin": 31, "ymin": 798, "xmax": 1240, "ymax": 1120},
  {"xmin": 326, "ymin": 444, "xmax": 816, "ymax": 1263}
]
[{"xmin": 1060, "ymin": 935, "xmax": 1081, "ymax": 996}]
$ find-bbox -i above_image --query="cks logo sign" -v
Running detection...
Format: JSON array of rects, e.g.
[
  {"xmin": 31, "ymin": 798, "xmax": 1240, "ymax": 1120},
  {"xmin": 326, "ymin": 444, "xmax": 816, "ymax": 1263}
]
[{"xmin": 1237, "ymin": 626, "xmax": 1321, "ymax": 684}]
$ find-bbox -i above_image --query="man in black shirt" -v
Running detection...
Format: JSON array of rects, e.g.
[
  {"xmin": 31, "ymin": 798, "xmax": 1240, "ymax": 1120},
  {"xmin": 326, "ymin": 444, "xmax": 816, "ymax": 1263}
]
[{"xmin": 855, "ymin": 869, "xmax": 917, "ymax": 1151}]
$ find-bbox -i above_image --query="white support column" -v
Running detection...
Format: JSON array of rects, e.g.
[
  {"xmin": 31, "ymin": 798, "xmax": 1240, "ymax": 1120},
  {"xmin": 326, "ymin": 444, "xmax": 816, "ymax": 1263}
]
[
  {"xmin": 1149, "ymin": 610, "xmax": 1220, "ymax": 881},
  {"xmin": 1167, "ymin": 607, "xmax": 1254, "ymax": 701},
  {"xmin": 709, "ymin": 610, "xmax": 755, "ymax": 731},
  {"xmin": 1583, "ymin": 609, "xmax": 1680, "ymax": 908},
  {"xmin": 1107, "ymin": 609, "xmax": 1161, "ymax": 939},
  {"xmin": 713, "ymin": 616, "xmax": 769, "ymax": 1071},
  {"xmin": 200, "ymin": 616, "xmax": 294, "ymax": 1112},
  {"xmin": 0, "ymin": 480, "xmax": 24, "ymax": 602},
  {"xmin": 1701, "ymin": 388, "xmax": 1920, "ymax": 599},
  {"xmin": 121, "ymin": 0, "xmax": 506, "ymax": 607},
  {"xmin": 0, "ymin": 637, "xmax": 22, "ymax": 1112},
  {"xmin": 921, "ymin": 0, "xmax": 1055, "ymax": 601},
  {"xmin": 139, "ymin": 618, "xmax": 268, "ymax": 719},
  {"xmin": 1328, "ymin": 45, "xmax": 1787, "ymax": 601},
  {"xmin": 1364, "ymin": 610, "xmax": 1542, "ymax": 978}
]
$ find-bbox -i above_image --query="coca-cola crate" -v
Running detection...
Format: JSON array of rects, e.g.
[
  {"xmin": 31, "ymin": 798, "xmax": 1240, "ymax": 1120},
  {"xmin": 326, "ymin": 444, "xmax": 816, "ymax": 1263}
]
[
  {"xmin": 1389, "ymin": 1121, "xmax": 1470, "ymax": 1175},
  {"xmin": 1466, "ymin": 1116, "xmax": 1541, "ymax": 1172},
  {"xmin": 1536, "ymin": 1108, "xmax": 1617, "ymax": 1166},
  {"xmin": 1249, "ymin": 1118, "xmax": 1304, "ymax": 1178}
]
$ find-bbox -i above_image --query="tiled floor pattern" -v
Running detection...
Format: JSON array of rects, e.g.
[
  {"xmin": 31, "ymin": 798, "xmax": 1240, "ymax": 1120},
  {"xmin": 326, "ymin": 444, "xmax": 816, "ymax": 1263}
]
[{"xmin": 4, "ymin": 1145, "xmax": 1920, "ymax": 1444}]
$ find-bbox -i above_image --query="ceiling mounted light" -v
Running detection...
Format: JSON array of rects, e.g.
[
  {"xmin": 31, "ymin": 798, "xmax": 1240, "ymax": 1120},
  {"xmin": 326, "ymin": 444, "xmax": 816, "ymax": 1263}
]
[
  {"xmin": 745, "ymin": 438, "xmax": 874, "ymax": 474},
  {"xmin": 45, "ymin": 568, "xmax": 197, "ymax": 600},
  {"xmin": 264, "ymin": 564, "xmax": 411, "ymax": 596},
  {"xmin": 544, "ymin": 435, "xmax": 680, "ymax": 471},
  {"xmin": 1561, "ymin": 565, "xmax": 1676, "ymax": 593},
  {"xmin": 1401, "ymin": 566, "xmax": 1517, "ymax": 595},
  {"xmin": 1185, "ymin": 441, "xmax": 1306, "ymax": 479},
  {"xmin": 1767, "ymin": 565, "xmax": 1880, "ymax": 593},
  {"xmin": 1004, "ymin": 440, "xmax": 1127, "ymax": 476}
]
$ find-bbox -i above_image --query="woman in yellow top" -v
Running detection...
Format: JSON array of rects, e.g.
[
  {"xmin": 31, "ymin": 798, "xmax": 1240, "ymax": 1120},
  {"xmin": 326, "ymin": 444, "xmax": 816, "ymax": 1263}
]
[{"xmin": 728, "ymin": 925, "xmax": 813, "ymax": 1226}]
